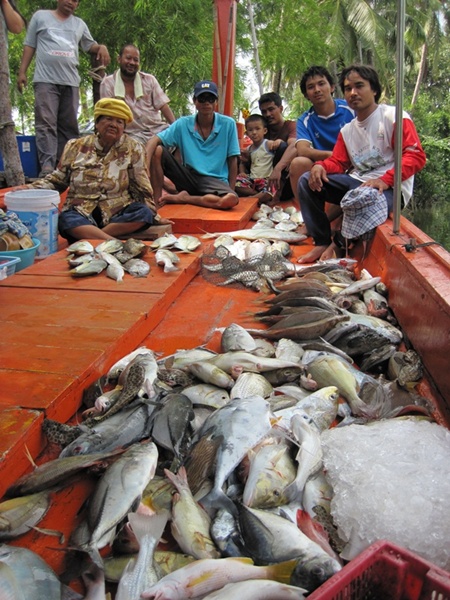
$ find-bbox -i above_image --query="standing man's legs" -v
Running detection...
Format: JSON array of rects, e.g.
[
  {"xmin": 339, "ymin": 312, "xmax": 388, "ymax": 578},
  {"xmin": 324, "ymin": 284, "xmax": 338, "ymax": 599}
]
[
  {"xmin": 34, "ymin": 82, "xmax": 59, "ymax": 174},
  {"xmin": 57, "ymin": 86, "xmax": 80, "ymax": 162}
]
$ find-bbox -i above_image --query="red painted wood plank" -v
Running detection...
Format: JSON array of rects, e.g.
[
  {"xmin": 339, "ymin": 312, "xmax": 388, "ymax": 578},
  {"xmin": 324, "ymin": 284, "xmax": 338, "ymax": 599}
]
[
  {"xmin": 159, "ymin": 196, "xmax": 258, "ymax": 233},
  {"xmin": 0, "ymin": 407, "xmax": 44, "ymax": 499}
]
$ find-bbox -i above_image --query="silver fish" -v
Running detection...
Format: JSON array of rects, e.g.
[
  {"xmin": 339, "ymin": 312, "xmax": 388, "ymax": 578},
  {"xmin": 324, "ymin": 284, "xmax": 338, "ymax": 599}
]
[
  {"xmin": 230, "ymin": 372, "xmax": 273, "ymax": 400},
  {"xmin": 155, "ymin": 248, "xmax": 180, "ymax": 273},
  {"xmin": 150, "ymin": 233, "xmax": 178, "ymax": 250},
  {"xmin": 96, "ymin": 239, "xmax": 123, "ymax": 254},
  {"xmin": 0, "ymin": 544, "xmax": 69, "ymax": 599},
  {"xmin": 59, "ymin": 403, "xmax": 155, "ymax": 458},
  {"xmin": 123, "ymin": 258, "xmax": 151, "ymax": 277},
  {"xmin": 188, "ymin": 362, "xmax": 235, "ymax": 389},
  {"xmin": 202, "ymin": 229, "xmax": 307, "ymax": 243},
  {"xmin": 66, "ymin": 240, "xmax": 94, "ymax": 255},
  {"xmin": 0, "ymin": 491, "xmax": 51, "ymax": 540},
  {"xmin": 116, "ymin": 511, "xmax": 168, "ymax": 600},
  {"xmin": 206, "ymin": 351, "xmax": 303, "ymax": 374},
  {"xmin": 106, "ymin": 262, "xmax": 125, "ymax": 282},
  {"xmin": 173, "ymin": 235, "xmax": 201, "ymax": 253},
  {"xmin": 284, "ymin": 412, "xmax": 323, "ymax": 503},
  {"xmin": 197, "ymin": 396, "xmax": 274, "ymax": 514},
  {"xmin": 70, "ymin": 259, "xmax": 108, "ymax": 277},
  {"xmin": 83, "ymin": 442, "xmax": 159, "ymax": 559},
  {"xmin": 237, "ymin": 505, "xmax": 341, "ymax": 590},
  {"xmin": 220, "ymin": 323, "xmax": 257, "ymax": 352}
]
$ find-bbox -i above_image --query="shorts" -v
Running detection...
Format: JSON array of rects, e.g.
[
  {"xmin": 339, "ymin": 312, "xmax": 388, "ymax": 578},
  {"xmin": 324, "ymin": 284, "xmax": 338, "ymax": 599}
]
[
  {"xmin": 235, "ymin": 175, "xmax": 272, "ymax": 195},
  {"xmin": 161, "ymin": 147, "xmax": 237, "ymax": 197},
  {"xmin": 59, "ymin": 203, "xmax": 154, "ymax": 240}
]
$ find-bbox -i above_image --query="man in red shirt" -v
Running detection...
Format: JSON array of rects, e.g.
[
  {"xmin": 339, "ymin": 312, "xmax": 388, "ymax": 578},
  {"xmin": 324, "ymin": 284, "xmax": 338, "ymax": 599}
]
[{"xmin": 298, "ymin": 64, "xmax": 426, "ymax": 263}]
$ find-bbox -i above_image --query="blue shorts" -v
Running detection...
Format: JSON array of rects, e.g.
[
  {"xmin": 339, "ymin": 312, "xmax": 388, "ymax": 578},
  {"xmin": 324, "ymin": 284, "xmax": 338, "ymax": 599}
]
[{"xmin": 59, "ymin": 203, "xmax": 154, "ymax": 240}]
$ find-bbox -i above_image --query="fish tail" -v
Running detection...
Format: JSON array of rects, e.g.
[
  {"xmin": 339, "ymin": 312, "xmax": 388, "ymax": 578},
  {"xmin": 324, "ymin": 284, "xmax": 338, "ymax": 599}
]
[
  {"xmin": 266, "ymin": 558, "xmax": 298, "ymax": 583},
  {"xmin": 127, "ymin": 510, "xmax": 168, "ymax": 546},
  {"xmin": 199, "ymin": 487, "xmax": 237, "ymax": 516},
  {"xmin": 164, "ymin": 466, "xmax": 188, "ymax": 492}
]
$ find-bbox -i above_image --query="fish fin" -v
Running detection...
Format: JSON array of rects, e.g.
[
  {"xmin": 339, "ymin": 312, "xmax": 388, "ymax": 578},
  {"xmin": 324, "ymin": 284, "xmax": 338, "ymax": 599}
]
[
  {"xmin": 266, "ymin": 558, "xmax": 298, "ymax": 584},
  {"xmin": 24, "ymin": 444, "xmax": 37, "ymax": 469},
  {"xmin": 199, "ymin": 487, "xmax": 237, "ymax": 516},
  {"xmin": 127, "ymin": 511, "xmax": 168, "ymax": 546}
]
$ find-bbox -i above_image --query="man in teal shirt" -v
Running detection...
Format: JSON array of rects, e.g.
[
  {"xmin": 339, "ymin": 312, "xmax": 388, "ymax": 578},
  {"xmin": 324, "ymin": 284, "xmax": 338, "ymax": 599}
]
[{"xmin": 146, "ymin": 80, "xmax": 240, "ymax": 210}]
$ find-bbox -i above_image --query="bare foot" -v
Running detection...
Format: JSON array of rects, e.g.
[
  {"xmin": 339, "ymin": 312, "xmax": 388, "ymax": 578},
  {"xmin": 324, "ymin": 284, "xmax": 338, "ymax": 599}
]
[
  {"xmin": 297, "ymin": 244, "xmax": 329, "ymax": 264},
  {"xmin": 160, "ymin": 190, "xmax": 191, "ymax": 205}
]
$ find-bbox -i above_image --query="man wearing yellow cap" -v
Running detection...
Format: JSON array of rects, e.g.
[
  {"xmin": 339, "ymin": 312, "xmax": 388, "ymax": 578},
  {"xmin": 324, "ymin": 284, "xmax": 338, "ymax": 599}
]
[{"xmin": 30, "ymin": 98, "xmax": 159, "ymax": 242}]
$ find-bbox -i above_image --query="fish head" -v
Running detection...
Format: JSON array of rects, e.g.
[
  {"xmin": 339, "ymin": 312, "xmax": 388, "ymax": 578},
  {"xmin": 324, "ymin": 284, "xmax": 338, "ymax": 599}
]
[{"xmin": 291, "ymin": 554, "xmax": 342, "ymax": 592}]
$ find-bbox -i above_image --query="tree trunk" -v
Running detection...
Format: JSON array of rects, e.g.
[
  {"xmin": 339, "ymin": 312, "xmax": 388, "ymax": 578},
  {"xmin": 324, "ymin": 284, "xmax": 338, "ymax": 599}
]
[
  {"xmin": 410, "ymin": 43, "xmax": 427, "ymax": 110},
  {"xmin": 0, "ymin": 15, "xmax": 25, "ymax": 186}
]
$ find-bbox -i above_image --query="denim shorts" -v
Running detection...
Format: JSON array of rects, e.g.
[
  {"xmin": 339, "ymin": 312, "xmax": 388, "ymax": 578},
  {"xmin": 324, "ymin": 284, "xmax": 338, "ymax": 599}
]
[{"xmin": 59, "ymin": 203, "xmax": 154, "ymax": 239}]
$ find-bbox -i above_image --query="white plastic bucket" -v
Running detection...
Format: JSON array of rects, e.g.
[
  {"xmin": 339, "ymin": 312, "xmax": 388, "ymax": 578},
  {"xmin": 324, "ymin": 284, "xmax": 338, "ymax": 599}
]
[{"xmin": 4, "ymin": 190, "xmax": 60, "ymax": 258}]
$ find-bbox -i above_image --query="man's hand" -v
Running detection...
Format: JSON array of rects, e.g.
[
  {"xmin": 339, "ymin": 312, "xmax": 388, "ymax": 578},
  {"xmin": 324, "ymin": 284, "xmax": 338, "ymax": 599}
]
[
  {"xmin": 268, "ymin": 165, "xmax": 282, "ymax": 191},
  {"xmin": 308, "ymin": 164, "xmax": 328, "ymax": 192},
  {"xmin": 361, "ymin": 178, "xmax": 390, "ymax": 193},
  {"xmin": 17, "ymin": 72, "xmax": 27, "ymax": 93},
  {"xmin": 95, "ymin": 44, "xmax": 110, "ymax": 66}
]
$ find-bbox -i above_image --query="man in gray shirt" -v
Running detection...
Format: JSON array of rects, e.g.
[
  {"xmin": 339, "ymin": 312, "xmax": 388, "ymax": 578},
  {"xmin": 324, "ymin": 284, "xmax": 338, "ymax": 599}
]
[{"xmin": 17, "ymin": 0, "xmax": 109, "ymax": 175}]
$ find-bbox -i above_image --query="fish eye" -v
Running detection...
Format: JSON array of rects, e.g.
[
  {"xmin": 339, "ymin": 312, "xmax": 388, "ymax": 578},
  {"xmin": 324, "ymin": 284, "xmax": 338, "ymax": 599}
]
[{"xmin": 311, "ymin": 566, "xmax": 325, "ymax": 576}]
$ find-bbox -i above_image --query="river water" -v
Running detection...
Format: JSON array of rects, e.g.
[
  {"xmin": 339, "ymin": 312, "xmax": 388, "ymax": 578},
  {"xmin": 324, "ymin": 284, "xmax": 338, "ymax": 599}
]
[{"xmin": 403, "ymin": 199, "xmax": 450, "ymax": 253}]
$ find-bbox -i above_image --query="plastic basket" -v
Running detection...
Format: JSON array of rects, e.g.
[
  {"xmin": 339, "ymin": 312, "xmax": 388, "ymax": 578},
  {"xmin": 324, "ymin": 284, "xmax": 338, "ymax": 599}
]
[
  {"xmin": 308, "ymin": 541, "xmax": 450, "ymax": 600},
  {"xmin": 0, "ymin": 255, "xmax": 21, "ymax": 279}
]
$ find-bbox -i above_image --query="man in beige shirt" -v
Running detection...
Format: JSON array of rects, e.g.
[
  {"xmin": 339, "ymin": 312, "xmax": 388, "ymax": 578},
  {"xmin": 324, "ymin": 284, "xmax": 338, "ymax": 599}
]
[{"xmin": 100, "ymin": 44, "xmax": 175, "ymax": 146}]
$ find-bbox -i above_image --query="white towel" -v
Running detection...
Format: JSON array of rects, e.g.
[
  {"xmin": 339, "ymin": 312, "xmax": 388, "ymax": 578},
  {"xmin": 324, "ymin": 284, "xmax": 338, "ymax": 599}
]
[{"xmin": 113, "ymin": 69, "xmax": 144, "ymax": 100}]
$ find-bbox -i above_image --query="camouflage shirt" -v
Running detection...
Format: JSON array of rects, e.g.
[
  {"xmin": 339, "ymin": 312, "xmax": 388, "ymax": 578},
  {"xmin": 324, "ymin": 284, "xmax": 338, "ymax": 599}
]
[{"xmin": 31, "ymin": 133, "xmax": 156, "ymax": 225}]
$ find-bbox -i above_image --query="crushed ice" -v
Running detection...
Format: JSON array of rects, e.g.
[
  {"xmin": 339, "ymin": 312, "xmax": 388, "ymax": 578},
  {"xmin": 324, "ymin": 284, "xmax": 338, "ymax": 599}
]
[{"xmin": 321, "ymin": 419, "xmax": 450, "ymax": 569}]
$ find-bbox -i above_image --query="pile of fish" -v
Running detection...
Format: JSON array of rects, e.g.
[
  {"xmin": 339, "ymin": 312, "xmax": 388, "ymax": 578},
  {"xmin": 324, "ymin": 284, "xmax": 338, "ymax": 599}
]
[
  {"xmin": 199, "ymin": 205, "xmax": 310, "ymax": 292},
  {"xmin": 66, "ymin": 239, "xmax": 151, "ymax": 281},
  {"xmin": 65, "ymin": 234, "xmax": 202, "ymax": 281},
  {"xmin": 0, "ymin": 260, "xmax": 437, "ymax": 599}
]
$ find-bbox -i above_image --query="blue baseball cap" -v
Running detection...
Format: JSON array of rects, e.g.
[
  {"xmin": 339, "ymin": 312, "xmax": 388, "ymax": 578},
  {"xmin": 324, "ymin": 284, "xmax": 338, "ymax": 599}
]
[{"xmin": 194, "ymin": 80, "xmax": 218, "ymax": 98}]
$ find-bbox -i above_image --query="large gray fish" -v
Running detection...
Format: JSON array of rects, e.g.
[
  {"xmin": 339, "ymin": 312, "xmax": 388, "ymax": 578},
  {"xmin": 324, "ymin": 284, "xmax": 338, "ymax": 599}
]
[
  {"xmin": 237, "ymin": 506, "xmax": 341, "ymax": 591},
  {"xmin": 219, "ymin": 323, "xmax": 257, "ymax": 352},
  {"xmin": 0, "ymin": 544, "xmax": 81, "ymax": 599},
  {"xmin": 6, "ymin": 450, "xmax": 121, "ymax": 497},
  {"xmin": 59, "ymin": 403, "xmax": 154, "ymax": 458},
  {"xmin": 197, "ymin": 396, "xmax": 275, "ymax": 514},
  {"xmin": 83, "ymin": 442, "xmax": 159, "ymax": 561},
  {"xmin": 151, "ymin": 393, "xmax": 194, "ymax": 460}
]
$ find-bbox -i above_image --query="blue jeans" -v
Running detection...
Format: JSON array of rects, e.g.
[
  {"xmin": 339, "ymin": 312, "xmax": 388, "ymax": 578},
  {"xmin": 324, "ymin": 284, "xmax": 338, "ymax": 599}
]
[
  {"xmin": 298, "ymin": 173, "xmax": 394, "ymax": 246},
  {"xmin": 34, "ymin": 83, "xmax": 80, "ymax": 173}
]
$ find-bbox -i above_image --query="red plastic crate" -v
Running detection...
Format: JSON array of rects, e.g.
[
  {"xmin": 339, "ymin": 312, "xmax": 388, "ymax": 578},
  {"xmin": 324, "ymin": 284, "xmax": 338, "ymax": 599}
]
[{"xmin": 308, "ymin": 541, "xmax": 450, "ymax": 600}]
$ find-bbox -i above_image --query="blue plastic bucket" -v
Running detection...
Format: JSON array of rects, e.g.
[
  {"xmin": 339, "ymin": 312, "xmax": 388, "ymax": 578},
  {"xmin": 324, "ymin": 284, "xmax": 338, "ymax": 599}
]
[
  {"xmin": 0, "ymin": 238, "xmax": 40, "ymax": 272},
  {"xmin": 4, "ymin": 190, "xmax": 59, "ymax": 258}
]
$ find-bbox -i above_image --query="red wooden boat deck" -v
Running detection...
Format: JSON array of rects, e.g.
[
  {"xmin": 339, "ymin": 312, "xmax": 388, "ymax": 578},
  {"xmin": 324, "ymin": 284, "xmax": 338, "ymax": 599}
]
[{"xmin": 1, "ymin": 194, "xmax": 450, "ymax": 588}]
